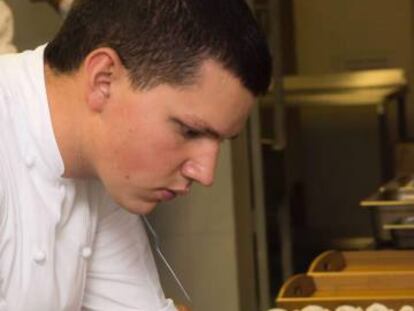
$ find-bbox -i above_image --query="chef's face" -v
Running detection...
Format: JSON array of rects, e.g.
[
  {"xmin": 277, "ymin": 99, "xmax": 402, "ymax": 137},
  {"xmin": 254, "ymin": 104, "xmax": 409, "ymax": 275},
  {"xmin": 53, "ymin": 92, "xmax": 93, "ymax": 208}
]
[{"xmin": 92, "ymin": 60, "xmax": 255, "ymax": 214}]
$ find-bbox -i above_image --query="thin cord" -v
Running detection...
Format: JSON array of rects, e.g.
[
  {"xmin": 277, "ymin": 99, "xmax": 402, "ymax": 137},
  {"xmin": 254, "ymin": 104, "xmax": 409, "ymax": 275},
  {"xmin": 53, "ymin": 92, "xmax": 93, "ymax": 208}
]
[{"xmin": 142, "ymin": 216, "xmax": 192, "ymax": 303}]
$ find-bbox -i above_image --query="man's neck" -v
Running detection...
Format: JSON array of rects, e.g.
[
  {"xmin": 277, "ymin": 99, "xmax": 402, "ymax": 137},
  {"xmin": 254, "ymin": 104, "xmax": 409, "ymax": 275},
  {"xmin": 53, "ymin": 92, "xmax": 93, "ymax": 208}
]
[{"xmin": 44, "ymin": 63, "xmax": 94, "ymax": 179}]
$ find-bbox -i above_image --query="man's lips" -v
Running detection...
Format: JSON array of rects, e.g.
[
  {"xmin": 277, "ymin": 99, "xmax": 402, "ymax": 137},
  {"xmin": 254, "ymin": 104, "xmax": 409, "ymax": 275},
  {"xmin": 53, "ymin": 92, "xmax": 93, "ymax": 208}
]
[
  {"xmin": 160, "ymin": 189, "xmax": 177, "ymax": 201},
  {"xmin": 159, "ymin": 188, "xmax": 190, "ymax": 201}
]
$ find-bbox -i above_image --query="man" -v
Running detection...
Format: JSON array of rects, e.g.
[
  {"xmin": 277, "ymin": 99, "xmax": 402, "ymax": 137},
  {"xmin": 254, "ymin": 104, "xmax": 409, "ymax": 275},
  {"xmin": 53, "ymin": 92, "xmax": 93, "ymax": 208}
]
[{"xmin": 0, "ymin": 0, "xmax": 272, "ymax": 310}]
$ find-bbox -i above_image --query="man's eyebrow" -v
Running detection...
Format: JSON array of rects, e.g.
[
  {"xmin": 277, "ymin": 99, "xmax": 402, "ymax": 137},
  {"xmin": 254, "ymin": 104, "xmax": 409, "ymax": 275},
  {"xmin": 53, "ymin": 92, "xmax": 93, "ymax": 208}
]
[
  {"xmin": 197, "ymin": 125, "xmax": 240, "ymax": 141},
  {"xmin": 182, "ymin": 116, "xmax": 232, "ymax": 140},
  {"xmin": 203, "ymin": 126, "xmax": 222, "ymax": 140}
]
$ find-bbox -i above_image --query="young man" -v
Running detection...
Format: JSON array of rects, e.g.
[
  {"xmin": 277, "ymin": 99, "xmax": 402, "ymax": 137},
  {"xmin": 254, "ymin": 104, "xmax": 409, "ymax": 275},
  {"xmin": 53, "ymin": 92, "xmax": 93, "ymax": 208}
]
[{"xmin": 0, "ymin": 0, "xmax": 272, "ymax": 310}]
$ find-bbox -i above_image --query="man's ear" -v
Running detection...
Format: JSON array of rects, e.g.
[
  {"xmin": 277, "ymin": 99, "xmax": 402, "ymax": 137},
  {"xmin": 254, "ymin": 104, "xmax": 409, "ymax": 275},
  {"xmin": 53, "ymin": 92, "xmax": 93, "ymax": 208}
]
[{"xmin": 83, "ymin": 48, "xmax": 123, "ymax": 112}]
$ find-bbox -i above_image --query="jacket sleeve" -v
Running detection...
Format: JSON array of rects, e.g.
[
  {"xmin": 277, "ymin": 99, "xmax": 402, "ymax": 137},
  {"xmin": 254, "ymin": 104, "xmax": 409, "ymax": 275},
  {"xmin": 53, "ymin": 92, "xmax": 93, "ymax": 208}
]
[{"xmin": 82, "ymin": 198, "xmax": 177, "ymax": 311}]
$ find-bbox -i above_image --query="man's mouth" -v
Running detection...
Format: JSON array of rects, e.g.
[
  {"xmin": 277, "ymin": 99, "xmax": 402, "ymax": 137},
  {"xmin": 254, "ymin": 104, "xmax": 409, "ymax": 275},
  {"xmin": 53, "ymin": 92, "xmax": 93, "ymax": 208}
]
[
  {"xmin": 160, "ymin": 189, "xmax": 177, "ymax": 201},
  {"xmin": 159, "ymin": 187, "xmax": 190, "ymax": 201}
]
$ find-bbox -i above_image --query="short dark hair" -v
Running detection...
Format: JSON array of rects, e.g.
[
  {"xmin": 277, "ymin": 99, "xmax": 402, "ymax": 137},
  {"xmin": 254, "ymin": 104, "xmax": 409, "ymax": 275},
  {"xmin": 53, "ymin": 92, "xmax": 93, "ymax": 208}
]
[{"xmin": 45, "ymin": 0, "xmax": 272, "ymax": 96}]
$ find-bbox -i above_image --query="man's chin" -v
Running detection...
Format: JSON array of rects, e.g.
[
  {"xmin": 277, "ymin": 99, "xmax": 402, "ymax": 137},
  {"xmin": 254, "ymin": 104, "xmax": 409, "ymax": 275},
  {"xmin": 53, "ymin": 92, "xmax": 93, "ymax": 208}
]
[
  {"xmin": 120, "ymin": 199, "xmax": 158, "ymax": 215},
  {"xmin": 105, "ymin": 187, "xmax": 159, "ymax": 214}
]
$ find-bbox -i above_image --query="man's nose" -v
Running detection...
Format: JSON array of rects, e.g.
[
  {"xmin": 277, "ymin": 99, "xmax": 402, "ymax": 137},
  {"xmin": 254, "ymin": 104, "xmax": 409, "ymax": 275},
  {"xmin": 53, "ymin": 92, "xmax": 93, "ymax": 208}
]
[{"xmin": 181, "ymin": 141, "xmax": 220, "ymax": 187}]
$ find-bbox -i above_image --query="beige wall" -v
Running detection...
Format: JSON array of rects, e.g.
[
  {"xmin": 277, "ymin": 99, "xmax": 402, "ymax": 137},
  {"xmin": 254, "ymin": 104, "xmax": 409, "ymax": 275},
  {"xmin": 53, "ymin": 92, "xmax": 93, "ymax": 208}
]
[
  {"xmin": 294, "ymin": 0, "xmax": 411, "ymax": 74},
  {"xmin": 7, "ymin": 0, "xmax": 61, "ymax": 51},
  {"xmin": 293, "ymin": 0, "xmax": 414, "ymax": 134}
]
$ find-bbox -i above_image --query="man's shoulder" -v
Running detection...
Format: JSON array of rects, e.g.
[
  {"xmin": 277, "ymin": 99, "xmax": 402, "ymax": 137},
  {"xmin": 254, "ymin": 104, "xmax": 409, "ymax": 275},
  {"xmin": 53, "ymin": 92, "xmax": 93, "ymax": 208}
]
[
  {"xmin": 0, "ymin": 52, "xmax": 24, "ymax": 109},
  {"xmin": 0, "ymin": 97, "xmax": 15, "ymax": 223},
  {"xmin": 0, "ymin": 70, "xmax": 16, "ymax": 140},
  {"xmin": 0, "ymin": 69, "xmax": 24, "ymax": 185},
  {"xmin": 0, "ymin": 48, "xmax": 44, "ymax": 132},
  {"xmin": 0, "ymin": 52, "xmax": 24, "ymax": 81},
  {"xmin": 0, "ymin": 47, "xmax": 44, "ymax": 88}
]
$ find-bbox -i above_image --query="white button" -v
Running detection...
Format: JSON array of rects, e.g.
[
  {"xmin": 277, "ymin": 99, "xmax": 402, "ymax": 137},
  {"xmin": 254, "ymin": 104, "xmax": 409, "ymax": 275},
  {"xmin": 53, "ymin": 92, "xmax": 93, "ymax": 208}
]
[
  {"xmin": 33, "ymin": 249, "xmax": 46, "ymax": 264},
  {"xmin": 81, "ymin": 247, "xmax": 92, "ymax": 259}
]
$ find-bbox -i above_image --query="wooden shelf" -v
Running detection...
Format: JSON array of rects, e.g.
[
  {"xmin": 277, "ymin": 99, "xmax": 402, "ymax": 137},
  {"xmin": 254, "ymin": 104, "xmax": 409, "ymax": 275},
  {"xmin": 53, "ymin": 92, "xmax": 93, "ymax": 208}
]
[
  {"xmin": 308, "ymin": 249, "xmax": 414, "ymax": 273},
  {"xmin": 276, "ymin": 250, "xmax": 414, "ymax": 309}
]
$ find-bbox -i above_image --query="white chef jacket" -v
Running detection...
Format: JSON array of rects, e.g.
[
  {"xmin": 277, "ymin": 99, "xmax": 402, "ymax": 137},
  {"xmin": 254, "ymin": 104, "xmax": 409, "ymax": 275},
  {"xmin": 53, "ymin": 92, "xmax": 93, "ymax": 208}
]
[
  {"xmin": 0, "ymin": 45, "xmax": 176, "ymax": 311},
  {"xmin": 0, "ymin": 1, "xmax": 16, "ymax": 54}
]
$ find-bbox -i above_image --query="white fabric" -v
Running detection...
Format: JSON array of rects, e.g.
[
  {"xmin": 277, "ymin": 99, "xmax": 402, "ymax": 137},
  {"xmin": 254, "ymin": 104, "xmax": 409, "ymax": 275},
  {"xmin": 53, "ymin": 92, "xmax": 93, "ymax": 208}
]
[
  {"xmin": 0, "ymin": 1, "xmax": 16, "ymax": 54},
  {"xmin": 0, "ymin": 45, "xmax": 176, "ymax": 311}
]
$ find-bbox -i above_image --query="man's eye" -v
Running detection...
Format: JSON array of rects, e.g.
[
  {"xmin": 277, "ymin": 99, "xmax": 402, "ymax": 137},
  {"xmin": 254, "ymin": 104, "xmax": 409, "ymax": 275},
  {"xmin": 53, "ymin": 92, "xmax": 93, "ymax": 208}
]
[
  {"xmin": 183, "ymin": 128, "xmax": 201, "ymax": 139},
  {"xmin": 180, "ymin": 125, "xmax": 201, "ymax": 139}
]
